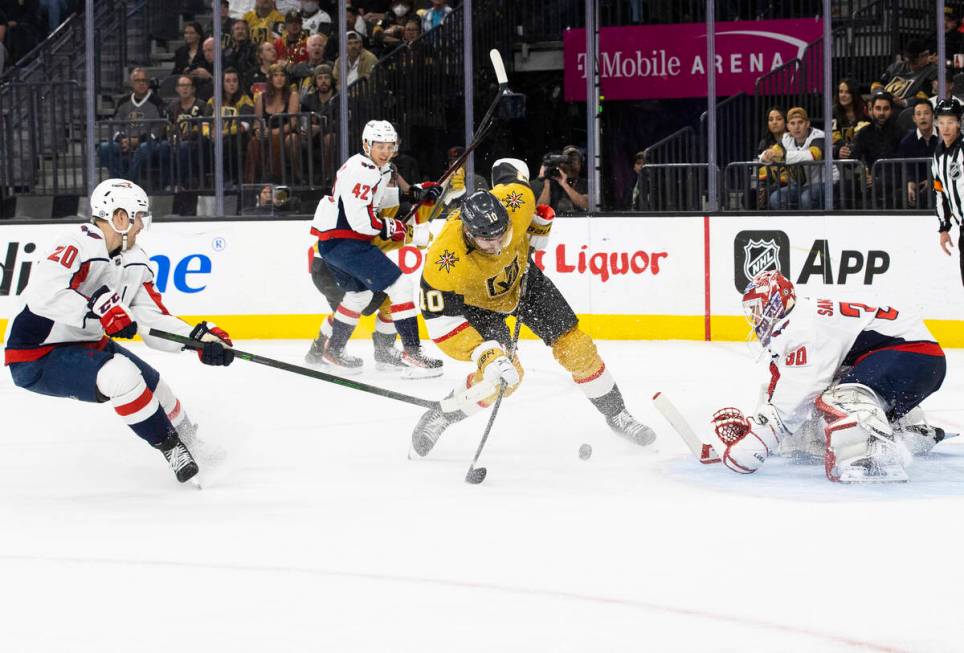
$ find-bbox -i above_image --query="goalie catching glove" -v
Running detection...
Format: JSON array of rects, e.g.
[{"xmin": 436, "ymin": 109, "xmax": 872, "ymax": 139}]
[
  {"xmin": 527, "ymin": 204, "xmax": 555, "ymax": 251},
  {"xmin": 711, "ymin": 406, "xmax": 784, "ymax": 474},
  {"xmin": 189, "ymin": 321, "xmax": 235, "ymax": 366},
  {"xmin": 87, "ymin": 285, "xmax": 137, "ymax": 339}
]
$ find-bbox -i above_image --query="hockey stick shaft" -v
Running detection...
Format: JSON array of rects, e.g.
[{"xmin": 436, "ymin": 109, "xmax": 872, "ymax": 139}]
[
  {"xmin": 652, "ymin": 392, "xmax": 721, "ymax": 464},
  {"xmin": 149, "ymin": 329, "xmax": 439, "ymax": 410}
]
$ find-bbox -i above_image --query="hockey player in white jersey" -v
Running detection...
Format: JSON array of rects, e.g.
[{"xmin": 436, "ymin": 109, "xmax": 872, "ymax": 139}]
[
  {"xmin": 309, "ymin": 120, "xmax": 442, "ymax": 374},
  {"xmin": 3, "ymin": 179, "xmax": 234, "ymax": 484},
  {"xmin": 712, "ymin": 270, "xmax": 948, "ymax": 483}
]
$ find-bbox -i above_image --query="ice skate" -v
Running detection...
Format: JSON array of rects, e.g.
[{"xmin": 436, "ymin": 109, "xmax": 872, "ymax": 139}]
[
  {"xmin": 304, "ymin": 334, "xmax": 328, "ymax": 366},
  {"xmin": 373, "ymin": 332, "xmax": 406, "ymax": 373},
  {"xmin": 401, "ymin": 347, "xmax": 444, "ymax": 379},
  {"xmin": 606, "ymin": 409, "xmax": 657, "ymax": 447},
  {"xmin": 154, "ymin": 433, "xmax": 199, "ymax": 483},
  {"xmin": 177, "ymin": 417, "xmax": 226, "ymax": 467},
  {"xmin": 322, "ymin": 344, "xmax": 364, "ymax": 375},
  {"xmin": 411, "ymin": 407, "xmax": 464, "ymax": 457}
]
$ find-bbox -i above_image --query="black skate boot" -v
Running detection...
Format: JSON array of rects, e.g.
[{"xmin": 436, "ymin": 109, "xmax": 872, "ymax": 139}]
[
  {"xmin": 401, "ymin": 346, "xmax": 444, "ymax": 379},
  {"xmin": 154, "ymin": 432, "xmax": 199, "ymax": 483},
  {"xmin": 305, "ymin": 333, "xmax": 327, "ymax": 365},
  {"xmin": 373, "ymin": 332, "xmax": 406, "ymax": 372},
  {"xmin": 606, "ymin": 409, "xmax": 657, "ymax": 447},
  {"xmin": 322, "ymin": 343, "xmax": 364, "ymax": 375},
  {"xmin": 411, "ymin": 407, "xmax": 466, "ymax": 457}
]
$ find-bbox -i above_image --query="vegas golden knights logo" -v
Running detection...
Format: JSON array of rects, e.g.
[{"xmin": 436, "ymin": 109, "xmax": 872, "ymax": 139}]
[{"xmin": 485, "ymin": 257, "xmax": 520, "ymax": 298}]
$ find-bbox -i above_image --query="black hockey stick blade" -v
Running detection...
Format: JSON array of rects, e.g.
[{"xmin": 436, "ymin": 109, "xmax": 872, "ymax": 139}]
[
  {"xmin": 465, "ymin": 466, "xmax": 487, "ymax": 484},
  {"xmin": 149, "ymin": 329, "xmax": 439, "ymax": 410}
]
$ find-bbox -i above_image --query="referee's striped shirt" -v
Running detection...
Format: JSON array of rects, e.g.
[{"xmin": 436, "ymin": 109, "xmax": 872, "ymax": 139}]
[{"xmin": 932, "ymin": 135, "xmax": 964, "ymax": 232}]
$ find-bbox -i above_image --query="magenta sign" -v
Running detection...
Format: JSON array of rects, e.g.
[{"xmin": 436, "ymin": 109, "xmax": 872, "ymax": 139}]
[{"xmin": 564, "ymin": 19, "xmax": 823, "ymax": 101}]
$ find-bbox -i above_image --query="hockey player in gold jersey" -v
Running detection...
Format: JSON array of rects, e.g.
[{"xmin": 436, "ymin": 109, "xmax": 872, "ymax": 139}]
[{"xmin": 410, "ymin": 158, "xmax": 656, "ymax": 455}]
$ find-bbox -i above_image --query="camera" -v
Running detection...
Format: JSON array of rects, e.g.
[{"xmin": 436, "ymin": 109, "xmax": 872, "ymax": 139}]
[{"xmin": 542, "ymin": 153, "xmax": 568, "ymax": 180}]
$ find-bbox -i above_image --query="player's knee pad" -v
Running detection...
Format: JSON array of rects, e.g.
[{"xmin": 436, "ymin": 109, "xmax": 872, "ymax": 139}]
[
  {"xmin": 96, "ymin": 355, "xmax": 144, "ymax": 401},
  {"xmin": 341, "ymin": 289, "xmax": 374, "ymax": 313},
  {"xmin": 551, "ymin": 327, "xmax": 602, "ymax": 377},
  {"xmin": 384, "ymin": 273, "xmax": 413, "ymax": 304}
]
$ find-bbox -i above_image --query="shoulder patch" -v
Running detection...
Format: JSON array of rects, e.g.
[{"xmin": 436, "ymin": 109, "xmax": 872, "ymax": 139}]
[
  {"xmin": 80, "ymin": 225, "xmax": 102, "ymax": 240},
  {"xmin": 435, "ymin": 249, "xmax": 459, "ymax": 273}
]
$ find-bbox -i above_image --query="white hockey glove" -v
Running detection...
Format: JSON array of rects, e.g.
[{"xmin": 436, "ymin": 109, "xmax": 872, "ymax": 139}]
[
  {"xmin": 526, "ymin": 204, "xmax": 555, "ymax": 251},
  {"xmin": 712, "ymin": 407, "xmax": 781, "ymax": 474},
  {"xmin": 472, "ymin": 340, "xmax": 520, "ymax": 388},
  {"xmin": 411, "ymin": 221, "xmax": 431, "ymax": 249}
]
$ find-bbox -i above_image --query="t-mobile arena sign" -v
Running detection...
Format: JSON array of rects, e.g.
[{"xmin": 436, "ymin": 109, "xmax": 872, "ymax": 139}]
[{"xmin": 564, "ymin": 19, "xmax": 822, "ymax": 101}]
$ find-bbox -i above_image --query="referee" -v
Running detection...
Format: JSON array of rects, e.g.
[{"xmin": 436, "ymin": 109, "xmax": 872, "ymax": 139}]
[{"xmin": 932, "ymin": 97, "xmax": 964, "ymax": 285}]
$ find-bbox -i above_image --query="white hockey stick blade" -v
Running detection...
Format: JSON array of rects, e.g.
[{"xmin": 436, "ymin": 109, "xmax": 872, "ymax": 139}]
[
  {"xmin": 489, "ymin": 48, "xmax": 508, "ymax": 85},
  {"xmin": 652, "ymin": 392, "xmax": 721, "ymax": 464}
]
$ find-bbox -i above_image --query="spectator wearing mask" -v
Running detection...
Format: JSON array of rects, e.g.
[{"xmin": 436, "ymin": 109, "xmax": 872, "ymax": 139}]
[
  {"xmin": 760, "ymin": 106, "xmax": 825, "ymax": 210},
  {"xmin": 98, "ymin": 67, "xmax": 168, "ymax": 186},
  {"xmin": 370, "ymin": 0, "xmax": 416, "ymax": 52},
  {"xmin": 172, "ymin": 22, "xmax": 205, "ymax": 76},
  {"xmin": 245, "ymin": 0, "xmax": 285, "ymax": 44},
  {"xmin": 535, "ymin": 145, "xmax": 589, "ymax": 214},
  {"xmin": 275, "ymin": 10, "xmax": 309, "ymax": 68},
  {"xmin": 897, "ymin": 99, "xmax": 940, "ymax": 207},
  {"xmin": 421, "ymin": 0, "xmax": 452, "ymax": 33},
  {"xmin": 874, "ymin": 39, "xmax": 938, "ymax": 108},
  {"xmin": 225, "ymin": 19, "xmax": 259, "ymax": 79},
  {"xmin": 332, "ymin": 30, "xmax": 377, "ymax": 89},
  {"xmin": 293, "ymin": 33, "xmax": 331, "ymax": 96},
  {"xmin": 300, "ymin": 0, "xmax": 332, "ymax": 35}
]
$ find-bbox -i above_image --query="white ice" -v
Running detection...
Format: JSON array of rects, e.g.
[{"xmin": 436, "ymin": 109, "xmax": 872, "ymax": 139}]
[{"xmin": 1, "ymin": 339, "xmax": 962, "ymax": 653}]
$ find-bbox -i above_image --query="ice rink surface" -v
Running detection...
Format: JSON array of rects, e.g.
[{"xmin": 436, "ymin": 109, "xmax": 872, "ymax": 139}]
[{"xmin": 1, "ymin": 338, "xmax": 962, "ymax": 653}]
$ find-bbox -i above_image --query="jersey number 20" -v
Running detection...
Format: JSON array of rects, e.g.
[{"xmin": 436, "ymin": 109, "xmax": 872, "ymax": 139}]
[{"xmin": 48, "ymin": 245, "xmax": 78, "ymax": 268}]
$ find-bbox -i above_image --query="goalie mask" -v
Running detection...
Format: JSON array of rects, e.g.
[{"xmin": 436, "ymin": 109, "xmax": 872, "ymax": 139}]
[
  {"xmin": 89, "ymin": 179, "xmax": 152, "ymax": 251},
  {"xmin": 461, "ymin": 190, "xmax": 512, "ymax": 255},
  {"xmin": 742, "ymin": 270, "xmax": 795, "ymax": 348}
]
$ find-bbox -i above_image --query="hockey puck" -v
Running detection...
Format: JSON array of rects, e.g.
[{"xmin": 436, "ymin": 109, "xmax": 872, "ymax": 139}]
[{"xmin": 578, "ymin": 443, "xmax": 592, "ymax": 460}]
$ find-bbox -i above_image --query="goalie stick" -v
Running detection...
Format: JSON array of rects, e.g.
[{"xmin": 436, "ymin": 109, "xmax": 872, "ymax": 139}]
[{"xmin": 652, "ymin": 392, "xmax": 721, "ymax": 464}]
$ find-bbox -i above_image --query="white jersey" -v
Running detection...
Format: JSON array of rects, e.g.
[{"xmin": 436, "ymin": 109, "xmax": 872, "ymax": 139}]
[
  {"xmin": 301, "ymin": 9, "xmax": 332, "ymax": 35},
  {"xmin": 4, "ymin": 223, "xmax": 192, "ymax": 364},
  {"xmin": 759, "ymin": 295, "xmax": 937, "ymax": 434},
  {"xmin": 310, "ymin": 152, "xmax": 393, "ymax": 242}
]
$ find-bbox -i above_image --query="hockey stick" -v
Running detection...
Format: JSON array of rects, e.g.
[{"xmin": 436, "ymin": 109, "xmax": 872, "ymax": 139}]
[
  {"xmin": 401, "ymin": 49, "xmax": 510, "ymax": 223},
  {"xmin": 652, "ymin": 392, "xmax": 721, "ymax": 464},
  {"xmin": 465, "ymin": 251, "xmax": 532, "ymax": 485},
  {"xmin": 149, "ymin": 329, "xmax": 439, "ymax": 410}
]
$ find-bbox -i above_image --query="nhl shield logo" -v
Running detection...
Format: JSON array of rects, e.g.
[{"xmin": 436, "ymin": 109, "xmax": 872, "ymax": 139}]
[{"xmin": 743, "ymin": 238, "xmax": 781, "ymax": 279}]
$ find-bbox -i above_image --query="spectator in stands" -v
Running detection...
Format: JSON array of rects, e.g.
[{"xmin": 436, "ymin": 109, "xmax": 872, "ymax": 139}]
[
  {"xmin": 875, "ymin": 39, "xmax": 938, "ymax": 109},
  {"xmin": 2, "ymin": 1, "xmax": 43, "ymax": 68},
  {"xmin": 841, "ymin": 91, "xmax": 903, "ymax": 188},
  {"xmin": 189, "ymin": 37, "xmax": 217, "ymax": 102},
  {"xmin": 206, "ymin": 67, "xmax": 255, "ymax": 186},
  {"xmin": 946, "ymin": 6, "xmax": 964, "ymax": 65},
  {"xmin": 345, "ymin": 4, "xmax": 368, "ymax": 38},
  {"xmin": 394, "ymin": 19, "xmax": 420, "ymax": 51},
  {"xmin": 245, "ymin": 64, "xmax": 301, "ymax": 184},
  {"xmin": 98, "ymin": 67, "xmax": 168, "ymax": 188},
  {"xmin": 760, "ymin": 106, "xmax": 825, "ymax": 210},
  {"xmin": 300, "ymin": 0, "xmax": 332, "ymax": 35},
  {"xmin": 535, "ymin": 145, "xmax": 589, "ymax": 213},
  {"xmin": 172, "ymin": 22, "xmax": 206, "ymax": 76},
  {"xmin": 275, "ymin": 10, "xmax": 309, "ymax": 68},
  {"xmin": 247, "ymin": 40, "xmax": 279, "ymax": 96},
  {"xmin": 245, "ymin": 0, "xmax": 285, "ymax": 44},
  {"xmin": 293, "ymin": 34, "xmax": 331, "ymax": 96},
  {"xmin": 332, "ymin": 31, "xmax": 377, "ymax": 89},
  {"xmin": 831, "ymin": 79, "xmax": 868, "ymax": 155},
  {"xmin": 218, "ymin": 0, "xmax": 235, "ymax": 50},
  {"xmin": 369, "ymin": 0, "xmax": 417, "ymax": 54},
  {"xmin": 622, "ymin": 151, "xmax": 646, "ymax": 209},
  {"xmin": 422, "ymin": 0, "xmax": 452, "ymax": 32},
  {"xmin": 301, "ymin": 64, "xmax": 336, "ymax": 183},
  {"xmin": 165, "ymin": 75, "xmax": 209, "ymax": 189},
  {"xmin": 755, "ymin": 106, "xmax": 789, "ymax": 209},
  {"xmin": 40, "ymin": 0, "xmax": 67, "ymax": 34},
  {"xmin": 897, "ymin": 99, "xmax": 939, "ymax": 207},
  {"xmin": 226, "ymin": 19, "xmax": 259, "ymax": 79}
]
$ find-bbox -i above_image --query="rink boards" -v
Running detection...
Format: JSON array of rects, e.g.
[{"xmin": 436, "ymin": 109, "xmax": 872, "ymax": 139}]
[{"xmin": 1, "ymin": 215, "xmax": 961, "ymax": 346}]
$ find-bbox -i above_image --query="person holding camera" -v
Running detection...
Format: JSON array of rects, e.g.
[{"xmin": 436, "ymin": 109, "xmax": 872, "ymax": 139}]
[{"xmin": 535, "ymin": 144, "xmax": 589, "ymax": 213}]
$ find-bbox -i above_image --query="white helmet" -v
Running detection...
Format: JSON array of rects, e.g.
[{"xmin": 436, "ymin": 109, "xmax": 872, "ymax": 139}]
[
  {"xmin": 362, "ymin": 120, "xmax": 398, "ymax": 157},
  {"xmin": 491, "ymin": 158, "xmax": 530, "ymax": 186},
  {"xmin": 90, "ymin": 179, "xmax": 152, "ymax": 249}
]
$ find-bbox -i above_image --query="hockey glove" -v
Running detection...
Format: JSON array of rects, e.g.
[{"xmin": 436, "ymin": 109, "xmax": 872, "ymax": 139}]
[
  {"xmin": 379, "ymin": 217, "xmax": 407, "ymax": 242},
  {"xmin": 87, "ymin": 285, "xmax": 138, "ymax": 339},
  {"xmin": 409, "ymin": 181, "xmax": 442, "ymax": 205},
  {"xmin": 527, "ymin": 204, "xmax": 555, "ymax": 251},
  {"xmin": 189, "ymin": 321, "xmax": 235, "ymax": 366},
  {"xmin": 411, "ymin": 221, "xmax": 431, "ymax": 249},
  {"xmin": 711, "ymin": 407, "xmax": 775, "ymax": 474},
  {"xmin": 472, "ymin": 340, "xmax": 521, "ymax": 388}
]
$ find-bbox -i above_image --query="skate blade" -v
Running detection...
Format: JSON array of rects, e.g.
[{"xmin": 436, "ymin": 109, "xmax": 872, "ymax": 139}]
[
  {"xmin": 400, "ymin": 366, "xmax": 444, "ymax": 380},
  {"xmin": 375, "ymin": 362, "xmax": 406, "ymax": 373}
]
